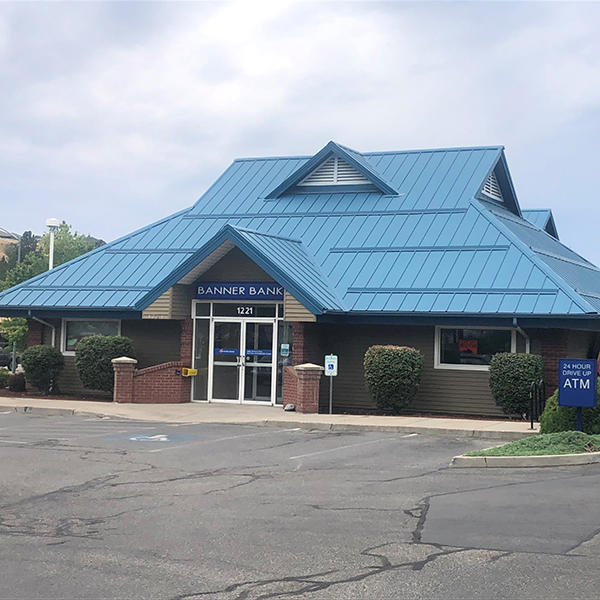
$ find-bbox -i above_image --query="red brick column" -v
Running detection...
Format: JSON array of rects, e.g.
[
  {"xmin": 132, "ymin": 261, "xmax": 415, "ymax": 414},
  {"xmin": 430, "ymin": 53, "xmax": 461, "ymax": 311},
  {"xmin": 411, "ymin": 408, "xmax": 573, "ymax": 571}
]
[
  {"xmin": 283, "ymin": 363, "xmax": 323, "ymax": 413},
  {"xmin": 538, "ymin": 329, "xmax": 569, "ymax": 392},
  {"xmin": 112, "ymin": 357, "xmax": 138, "ymax": 403},
  {"xmin": 26, "ymin": 319, "xmax": 44, "ymax": 347},
  {"xmin": 180, "ymin": 318, "xmax": 193, "ymax": 363}
]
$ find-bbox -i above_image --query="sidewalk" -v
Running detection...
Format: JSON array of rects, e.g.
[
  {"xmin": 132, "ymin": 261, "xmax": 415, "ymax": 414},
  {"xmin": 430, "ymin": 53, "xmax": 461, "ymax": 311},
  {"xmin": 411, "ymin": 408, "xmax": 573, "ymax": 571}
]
[{"xmin": 0, "ymin": 395, "xmax": 538, "ymax": 440}]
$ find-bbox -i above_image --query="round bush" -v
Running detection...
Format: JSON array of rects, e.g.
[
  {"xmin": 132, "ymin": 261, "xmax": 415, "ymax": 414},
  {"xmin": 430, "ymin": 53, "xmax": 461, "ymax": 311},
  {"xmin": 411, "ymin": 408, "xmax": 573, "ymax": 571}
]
[
  {"xmin": 0, "ymin": 368, "xmax": 9, "ymax": 389},
  {"xmin": 75, "ymin": 335, "xmax": 135, "ymax": 392},
  {"xmin": 489, "ymin": 353, "xmax": 544, "ymax": 415},
  {"xmin": 364, "ymin": 345, "xmax": 424, "ymax": 413},
  {"xmin": 21, "ymin": 345, "xmax": 64, "ymax": 394},
  {"xmin": 540, "ymin": 382, "xmax": 600, "ymax": 434}
]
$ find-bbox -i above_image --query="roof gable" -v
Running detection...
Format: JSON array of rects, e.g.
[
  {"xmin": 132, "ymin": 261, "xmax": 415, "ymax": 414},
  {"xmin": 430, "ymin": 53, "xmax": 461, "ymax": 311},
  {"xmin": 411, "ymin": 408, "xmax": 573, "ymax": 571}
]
[
  {"xmin": 522, "ymin": 209, "xmax": 559, "ymax": 239},
  {"xmin": 265, "ymin": 141, "xmax": 398, "ymax": 198},
  {"xmin": 475, "ymin": 151, "xmax": 521, "ymax": 217}
]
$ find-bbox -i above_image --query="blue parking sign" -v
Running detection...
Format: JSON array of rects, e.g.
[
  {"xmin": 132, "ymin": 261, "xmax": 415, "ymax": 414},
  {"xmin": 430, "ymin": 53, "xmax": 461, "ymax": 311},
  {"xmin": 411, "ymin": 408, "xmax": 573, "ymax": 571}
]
[{"xmin": 558, "ymin": 359, "xmax": 597, "ymax": 408}]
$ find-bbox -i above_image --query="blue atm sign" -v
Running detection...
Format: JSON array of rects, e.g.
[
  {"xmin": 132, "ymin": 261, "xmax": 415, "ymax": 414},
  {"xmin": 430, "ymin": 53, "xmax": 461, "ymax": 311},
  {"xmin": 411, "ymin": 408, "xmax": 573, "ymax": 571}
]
[{"xmin": 558, "ymin": 359, "xmax": 597, "ymax": 408}]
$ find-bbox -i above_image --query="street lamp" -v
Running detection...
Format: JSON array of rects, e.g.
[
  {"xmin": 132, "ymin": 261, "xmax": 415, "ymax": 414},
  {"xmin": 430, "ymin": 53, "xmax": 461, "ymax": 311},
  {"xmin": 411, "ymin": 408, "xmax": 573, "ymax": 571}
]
[{"xmin": 45, "ymin": 218, "xmax": 60, "ymax": 270}]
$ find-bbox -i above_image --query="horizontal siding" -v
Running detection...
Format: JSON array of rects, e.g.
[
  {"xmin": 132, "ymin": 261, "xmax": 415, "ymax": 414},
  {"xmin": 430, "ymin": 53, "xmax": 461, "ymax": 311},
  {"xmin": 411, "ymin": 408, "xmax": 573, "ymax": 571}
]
[
  {"xmin": 315, "ymin": 324, "xmax": 503, "ymax": 417},
  {"xmin": 201, "ymin": 247, "xmax": 274, "ymax": 281},
  {"xmin": 284, "ymin": 292, "xmax": 315, "ymax": 322},
  {"xmin": 142, "ymin": 288, "xmax": 173, "ymax": 319},
  {"xmin": 121, "ymin": 320, "xmax": 181, "ymax": 368},
  {"xmin": 171, "ymin": 285, "xmax": 193, "ymax": 319}
]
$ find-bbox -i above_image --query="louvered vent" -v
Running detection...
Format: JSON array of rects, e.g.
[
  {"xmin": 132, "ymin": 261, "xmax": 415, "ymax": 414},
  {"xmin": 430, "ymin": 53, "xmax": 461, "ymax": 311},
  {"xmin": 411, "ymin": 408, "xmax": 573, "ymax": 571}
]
[
  {"xmin": 482, "ymin": 171, "xmax": 503, "ymax": 202},
  {"xmin": 298, "ymin": 156, "xmax": 370, "ymax": 186}
]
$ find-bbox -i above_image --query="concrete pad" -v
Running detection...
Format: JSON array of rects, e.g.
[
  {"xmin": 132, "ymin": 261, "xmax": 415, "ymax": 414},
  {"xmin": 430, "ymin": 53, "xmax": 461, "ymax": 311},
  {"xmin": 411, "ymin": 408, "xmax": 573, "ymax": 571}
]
[{"xmin": 0, "ymin": 394, "xmax": 538, "ymax": 440}]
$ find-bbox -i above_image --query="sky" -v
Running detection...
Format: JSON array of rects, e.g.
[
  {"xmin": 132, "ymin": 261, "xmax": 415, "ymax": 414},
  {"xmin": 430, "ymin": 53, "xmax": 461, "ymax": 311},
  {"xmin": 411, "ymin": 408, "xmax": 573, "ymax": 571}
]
[{"xmin": 1, "ymin": 1, "xmax": 600, "ymax": 263}]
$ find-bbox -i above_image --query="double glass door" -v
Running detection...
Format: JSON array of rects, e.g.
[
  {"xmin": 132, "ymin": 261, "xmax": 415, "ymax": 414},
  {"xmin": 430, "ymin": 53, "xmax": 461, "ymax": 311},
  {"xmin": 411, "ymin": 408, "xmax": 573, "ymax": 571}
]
[{"xmin": 211, "ymin": 320, "xmax": 275, "ymax": 404}]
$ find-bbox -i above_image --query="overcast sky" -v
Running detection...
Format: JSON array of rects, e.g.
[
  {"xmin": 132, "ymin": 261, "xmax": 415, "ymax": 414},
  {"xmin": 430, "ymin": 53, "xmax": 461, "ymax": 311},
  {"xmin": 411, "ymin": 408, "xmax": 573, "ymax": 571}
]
[{"xmin": 1, "ymin": 1, "xmax": 600, "ymax": 263}]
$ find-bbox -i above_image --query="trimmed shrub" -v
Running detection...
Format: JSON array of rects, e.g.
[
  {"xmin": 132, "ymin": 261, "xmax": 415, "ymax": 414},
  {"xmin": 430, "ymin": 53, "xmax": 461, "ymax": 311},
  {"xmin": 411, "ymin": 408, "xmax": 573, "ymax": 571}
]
[
  {"xmin": 75, "ymin": 335, "xmax": 135, "ymax": 392},
  {"xmin": 0, "ymin": 368, "xmax": 9, "ymax": 389},
  {"xmin": 489, "ymin": 353, "xmax": 544, "ymax": 415},
  {"xmin": 8, "ymin": 372, "xmax": 25, "ymax": 392},
  {"xmin": 540, "ymin": 382, "xmax": 600, "ymax": 434},
  {"xmin": 364, "ymin": 345, "xmax": 424, "ymax": 413},
  {"xmin": 21, "ymin": 345, "xmax": 64, "ymax": 394}
]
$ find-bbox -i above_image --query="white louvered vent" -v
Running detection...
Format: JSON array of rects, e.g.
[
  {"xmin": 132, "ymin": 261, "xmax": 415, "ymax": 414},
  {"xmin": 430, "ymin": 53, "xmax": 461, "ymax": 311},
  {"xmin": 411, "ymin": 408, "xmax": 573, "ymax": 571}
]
[
  {"xmin": 298, "ymin": 156, "xmax": 370, "ymax": 186},
  {"xmin": 482, "ymin": 171, "xmax": 503, "ymax": 202}
]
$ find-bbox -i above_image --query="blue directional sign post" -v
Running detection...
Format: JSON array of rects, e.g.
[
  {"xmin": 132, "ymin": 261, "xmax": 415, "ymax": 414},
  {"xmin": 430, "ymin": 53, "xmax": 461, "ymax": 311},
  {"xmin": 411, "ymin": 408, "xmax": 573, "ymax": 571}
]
[{"xmin": 558, "ymin": 358, "xmax": 597, "ymax": 431}]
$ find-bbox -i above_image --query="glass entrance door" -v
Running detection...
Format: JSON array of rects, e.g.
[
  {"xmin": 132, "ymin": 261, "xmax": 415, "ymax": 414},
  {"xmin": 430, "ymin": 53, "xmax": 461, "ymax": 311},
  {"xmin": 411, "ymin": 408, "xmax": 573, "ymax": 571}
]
[
  {"xmin": 211, "ymin": 321, "xmax": 242, "ymax": 402},
  {"xmin": 210, "ymin": 319, "xmax": 276, "ymax": 404},
  {"xmin": 243, "ymin": 322, "xmax": 273, "ymax": 403}
]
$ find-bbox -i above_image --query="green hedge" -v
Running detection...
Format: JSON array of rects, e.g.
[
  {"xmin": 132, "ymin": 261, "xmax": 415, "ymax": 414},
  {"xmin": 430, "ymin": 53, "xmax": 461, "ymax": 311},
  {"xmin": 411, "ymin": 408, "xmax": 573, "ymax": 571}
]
[
  {"xmin": 540, "ymin": 382, "xmax": 600, "ymax": 434},
  {"xmin": 364, "ymin": 345, "xmax": 424, "ymax": 413},
  {"xmin": 489, "ymin": 353, "xmax": 544, "ymax": 415},
  {"xmin": 75, "ymin": 335, "xmax": 135, "ymax": 392},
  {"xmin": 0, "ymin": 368, "xmax": 9, "ymax": 389},
  {"xmin": 21, "ymin": 345, "xmax": 64, "ymax": 394}
]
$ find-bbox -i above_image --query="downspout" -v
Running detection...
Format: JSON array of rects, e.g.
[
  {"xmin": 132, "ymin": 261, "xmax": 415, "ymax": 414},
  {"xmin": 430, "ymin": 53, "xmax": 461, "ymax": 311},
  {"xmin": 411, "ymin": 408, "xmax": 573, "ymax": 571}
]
[
  {"xmin": 29, "ymin": 314, "xmax": 57, "ymax": 348},
  {"xmin": 512, "ymin": 317, "xmax": 530, "ymax": 354}
]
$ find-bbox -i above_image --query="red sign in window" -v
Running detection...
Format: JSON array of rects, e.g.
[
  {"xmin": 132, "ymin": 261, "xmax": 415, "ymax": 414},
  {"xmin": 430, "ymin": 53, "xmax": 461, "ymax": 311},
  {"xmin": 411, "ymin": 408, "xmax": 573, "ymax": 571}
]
[{"xmin": 459, "ymin": 339, "xmax": 478, "ymax": 355}]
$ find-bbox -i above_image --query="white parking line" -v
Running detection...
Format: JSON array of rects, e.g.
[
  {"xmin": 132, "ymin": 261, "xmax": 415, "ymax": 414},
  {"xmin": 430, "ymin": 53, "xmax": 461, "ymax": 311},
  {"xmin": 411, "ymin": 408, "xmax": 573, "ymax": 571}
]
[{"xmin": 288, "ymin": 433, "xmax": 418, "ymax": 460}]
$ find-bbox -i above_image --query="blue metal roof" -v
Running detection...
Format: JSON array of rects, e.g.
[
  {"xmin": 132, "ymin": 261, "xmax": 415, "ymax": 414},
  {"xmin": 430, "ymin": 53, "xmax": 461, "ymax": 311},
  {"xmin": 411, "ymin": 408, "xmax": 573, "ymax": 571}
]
[
  {"xmin": 522, "ymin": 209, "xmax": 559, "ymax": 239},
  {"xmin": 1, "ymin": 142, "xmax": 599, "ymax": 320}
]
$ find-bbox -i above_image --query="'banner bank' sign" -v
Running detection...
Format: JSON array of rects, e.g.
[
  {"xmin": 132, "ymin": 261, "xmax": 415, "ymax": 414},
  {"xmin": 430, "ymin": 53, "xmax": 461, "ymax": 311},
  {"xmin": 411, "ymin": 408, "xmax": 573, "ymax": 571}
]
[{"xmin": 196, "ymin": 281, "xmax": 284, "ymax": 301}]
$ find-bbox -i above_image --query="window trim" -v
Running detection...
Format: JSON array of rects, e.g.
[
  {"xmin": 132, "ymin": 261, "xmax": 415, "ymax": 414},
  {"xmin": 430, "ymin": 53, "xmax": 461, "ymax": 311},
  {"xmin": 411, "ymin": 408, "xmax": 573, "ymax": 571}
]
[
  {"xmin": 434, "ymin": 326, "xmax": 516, "ymax": 371},
  {"xmin": 60, "ymin": 318, "xmax": 121, "ymax": 356}
]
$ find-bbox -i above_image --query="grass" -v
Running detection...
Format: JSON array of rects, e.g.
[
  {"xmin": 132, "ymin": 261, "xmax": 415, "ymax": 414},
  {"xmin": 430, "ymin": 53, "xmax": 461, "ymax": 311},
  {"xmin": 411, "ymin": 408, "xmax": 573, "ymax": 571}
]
[{"xmin": 466, "ymin": 431, "xmax": 600, "ymax": 457}]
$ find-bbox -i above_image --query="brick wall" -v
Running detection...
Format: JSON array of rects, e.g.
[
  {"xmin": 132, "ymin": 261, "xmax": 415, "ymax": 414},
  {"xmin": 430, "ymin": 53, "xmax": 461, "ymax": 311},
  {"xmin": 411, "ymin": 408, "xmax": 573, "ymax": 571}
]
[
  {"xmin": 180, "ymin": 318, "xmax": 193, "ymax": 363},
  {"xmin": 132, "ymin": 362, "xmax": 191, "ymax": 404},
  {"xmin": 533, "ymin": 328, "xmax": 569, "ymax": 391}
]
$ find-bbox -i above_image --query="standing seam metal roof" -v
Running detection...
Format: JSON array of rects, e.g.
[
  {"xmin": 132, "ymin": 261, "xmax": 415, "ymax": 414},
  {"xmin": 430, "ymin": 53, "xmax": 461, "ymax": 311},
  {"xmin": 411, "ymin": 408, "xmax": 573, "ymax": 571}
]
[{"xmin": 0, "ymin": 142, "xmax": 599, "ymax": 319}]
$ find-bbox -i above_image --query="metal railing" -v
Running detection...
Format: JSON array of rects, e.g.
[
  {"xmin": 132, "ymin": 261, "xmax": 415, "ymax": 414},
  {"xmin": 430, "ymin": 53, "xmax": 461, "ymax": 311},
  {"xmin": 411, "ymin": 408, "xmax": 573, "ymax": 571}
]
[{"xmin": 529, "ymin": 379, "xmax": 546, "ymax": 429}]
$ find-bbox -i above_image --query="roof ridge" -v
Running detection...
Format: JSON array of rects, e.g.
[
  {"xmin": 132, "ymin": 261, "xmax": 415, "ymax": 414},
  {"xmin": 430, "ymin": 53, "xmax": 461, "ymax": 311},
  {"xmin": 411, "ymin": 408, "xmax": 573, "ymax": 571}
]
[
  {"xmin": 229, "ymin": 225, "xmax": 303, "ymax": 244},
  {"xmin": 472, "ymin": 200, "xmax": 597, "ymax": 314}
]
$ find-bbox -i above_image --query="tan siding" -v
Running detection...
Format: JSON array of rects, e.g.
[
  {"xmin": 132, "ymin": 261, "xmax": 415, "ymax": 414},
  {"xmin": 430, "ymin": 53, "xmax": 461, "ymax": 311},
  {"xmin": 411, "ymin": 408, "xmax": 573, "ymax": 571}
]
[
  {"xmin": 316, "ymin": 324, "xmax": 503, "ymax": 417},
  {"xmin": 142, "ymin": 288, "xmax": 173, "ymax": 319},
  {"xmin": 284, "ymin": 292, "xmax": 316, "ymax": 322}
]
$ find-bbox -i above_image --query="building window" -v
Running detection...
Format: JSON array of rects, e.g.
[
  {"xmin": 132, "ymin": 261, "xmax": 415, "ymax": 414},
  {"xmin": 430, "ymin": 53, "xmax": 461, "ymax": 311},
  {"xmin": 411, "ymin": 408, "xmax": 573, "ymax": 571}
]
[
  {"xmin": 435, "ymin": 327, "xmax": 515, "ymax": 371},
  {"xmin": 62, "ymin": 319, "xmax": 120, "ymax": 354}
]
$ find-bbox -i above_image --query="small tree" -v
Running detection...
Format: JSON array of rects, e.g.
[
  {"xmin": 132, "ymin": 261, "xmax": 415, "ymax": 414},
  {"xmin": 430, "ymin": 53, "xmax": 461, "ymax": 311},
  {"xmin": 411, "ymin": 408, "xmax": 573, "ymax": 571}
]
[
  {"xmin": 75, "ymin": 335, "xmax": 135, "ymax": 392},
  {"xmin": 21, "ymin": 345, "xmax": 64, "ymax": 394},
  {"xmin": 364, "ymin": 345, "xmax": 424, "ymax": 413},
  {"xmin": 489, "ymin": 353, "xmax": 544, "ymax": 415}
]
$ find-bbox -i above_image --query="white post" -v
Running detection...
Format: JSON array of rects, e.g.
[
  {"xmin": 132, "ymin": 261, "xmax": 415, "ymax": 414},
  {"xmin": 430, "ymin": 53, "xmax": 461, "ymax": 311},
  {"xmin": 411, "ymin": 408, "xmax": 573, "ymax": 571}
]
[{"xmin": 45, "ymin": 217, "xmax": 60, "ymax": 270}]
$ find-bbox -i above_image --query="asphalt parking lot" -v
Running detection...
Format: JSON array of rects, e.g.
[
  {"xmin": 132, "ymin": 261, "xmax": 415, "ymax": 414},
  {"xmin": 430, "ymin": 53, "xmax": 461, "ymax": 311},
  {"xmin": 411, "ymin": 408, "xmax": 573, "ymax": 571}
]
[{"xmin": 2, "ymin": 413, "xmax": 600, "ymax": 599}]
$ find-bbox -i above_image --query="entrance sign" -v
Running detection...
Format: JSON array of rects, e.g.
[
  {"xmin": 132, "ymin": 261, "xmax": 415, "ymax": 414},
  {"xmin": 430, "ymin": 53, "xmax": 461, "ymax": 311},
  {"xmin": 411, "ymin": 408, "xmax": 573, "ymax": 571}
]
[
  {"xmin": 559, "ymin": 358, "xmax": 597, "ymax": 432},
  {"xmin": 558, "ymin": 359, "xmax": 597, "ymax": 407},
  {"xmin": 214, "ymin": 347, "xmax": 239, "ymax": 356},
  {"xmin": 325, "ymin": 354, "xmax": 338, "ymax": 377},
  {"xmin": 196, "ymin": 282, "xmax": 284, "ymax": 301},
  {"xmin": 280, "ymin": 343, "xmax": 290, "ymax": 357}
]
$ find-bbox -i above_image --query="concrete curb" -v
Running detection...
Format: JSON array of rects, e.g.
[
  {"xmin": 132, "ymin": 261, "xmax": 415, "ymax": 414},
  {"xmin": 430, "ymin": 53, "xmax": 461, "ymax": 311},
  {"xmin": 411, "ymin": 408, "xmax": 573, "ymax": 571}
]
[
  {"xmin": 0, "ymin": 403, "xmax": 533, "ymax": 440},
  {"xmin": 451, "ymin": 451, "xmax": 600, "ymax": 468}
]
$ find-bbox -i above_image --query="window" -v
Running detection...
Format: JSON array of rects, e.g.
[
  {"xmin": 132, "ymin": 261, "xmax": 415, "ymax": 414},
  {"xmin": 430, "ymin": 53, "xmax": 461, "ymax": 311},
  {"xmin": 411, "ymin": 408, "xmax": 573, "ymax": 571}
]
[
  {"xmin": 62, "ymin": 319, "xmax": 120, "ymax": 354},
  {"xmin": 435, "ymin": 327, "xmax": 514, "ymax": 370}
]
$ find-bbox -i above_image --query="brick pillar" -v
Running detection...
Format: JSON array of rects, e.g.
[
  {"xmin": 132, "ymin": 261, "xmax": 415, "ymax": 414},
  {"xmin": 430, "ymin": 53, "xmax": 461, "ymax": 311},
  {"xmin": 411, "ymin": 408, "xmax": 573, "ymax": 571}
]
[
  {"xmin": 291, "ymin": 322, "xmax": 321, "ymax": 365},
  {"xmin": 112, "ymin": 356, "xmax": 138, "ymax": 403},
  {"xmin": 180, "ymin": 318, "xmax": 193, "ymax": 364},
  {"xmin": 284, "ymin": 363, "xmax": 323, "ymax": 413},
  {"xmin": 538, "ymin": 329, "xmax": 569, "ymax": 392},
  {"xmin": 26, "ymin": 319, "xmax": 44, "ymax": 347}
]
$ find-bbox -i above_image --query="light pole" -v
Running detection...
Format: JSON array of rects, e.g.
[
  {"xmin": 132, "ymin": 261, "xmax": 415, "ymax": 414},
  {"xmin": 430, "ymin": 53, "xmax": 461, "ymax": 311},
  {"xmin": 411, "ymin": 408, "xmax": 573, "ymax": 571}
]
[{"xmin": 45, "ymin": 218, "xmax": 60, "ymax": 270}]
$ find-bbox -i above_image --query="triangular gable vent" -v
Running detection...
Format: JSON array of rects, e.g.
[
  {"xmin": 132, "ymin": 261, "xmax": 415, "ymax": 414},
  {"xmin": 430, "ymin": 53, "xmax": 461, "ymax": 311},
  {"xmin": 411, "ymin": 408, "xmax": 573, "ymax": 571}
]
[
  {"xmin": 298, "ymin": 156, "xmax": 370, "ymax": 186},
  {"xmin": 482, "ymin": 171, "xmax": 503, "ymax": 202}
]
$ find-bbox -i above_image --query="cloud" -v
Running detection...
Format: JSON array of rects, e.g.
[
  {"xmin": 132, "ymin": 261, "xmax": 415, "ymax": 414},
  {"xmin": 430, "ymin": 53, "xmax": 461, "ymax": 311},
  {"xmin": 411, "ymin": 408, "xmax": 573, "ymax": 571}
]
[{"xmin": 1, "ymin": 1, "xmax": 599, "ymax": 262}]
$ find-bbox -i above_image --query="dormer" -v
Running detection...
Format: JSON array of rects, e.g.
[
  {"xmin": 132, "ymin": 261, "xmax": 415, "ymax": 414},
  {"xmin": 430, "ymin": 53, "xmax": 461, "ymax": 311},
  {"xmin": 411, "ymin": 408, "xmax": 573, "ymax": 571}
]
[
  {"xmin": 265, "ymin": 141, "xmax": 398, "ymax": 198},
  {"xmin": 476, "ymin": 150, "xmax": 521, "ymax": 216}
]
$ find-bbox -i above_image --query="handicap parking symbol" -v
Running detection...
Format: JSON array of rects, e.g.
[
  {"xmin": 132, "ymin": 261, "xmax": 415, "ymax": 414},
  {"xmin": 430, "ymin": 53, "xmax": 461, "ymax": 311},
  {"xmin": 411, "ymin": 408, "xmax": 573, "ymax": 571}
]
[{"xmin": 128, "ymin": 434, "xmax": 170, "ymax": 442}]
